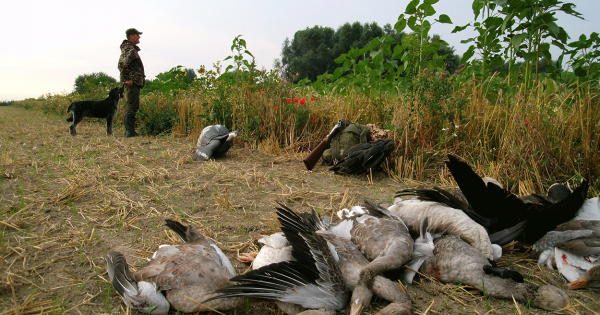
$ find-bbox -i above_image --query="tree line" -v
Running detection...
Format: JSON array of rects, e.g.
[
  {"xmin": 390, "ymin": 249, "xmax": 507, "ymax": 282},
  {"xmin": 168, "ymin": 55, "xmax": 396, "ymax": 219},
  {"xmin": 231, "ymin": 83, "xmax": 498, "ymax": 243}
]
[{"xmin": 277, "ymin": 21, "xmax": 461, "ymax": 83}]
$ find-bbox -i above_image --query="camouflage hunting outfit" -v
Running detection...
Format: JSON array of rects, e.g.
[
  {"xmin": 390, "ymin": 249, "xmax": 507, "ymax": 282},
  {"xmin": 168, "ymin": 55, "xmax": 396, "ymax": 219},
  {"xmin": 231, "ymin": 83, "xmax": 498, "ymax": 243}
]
[
  {"xmin": 118, "ymin": 40, "xmax": 145, "ymax": 88},
  {"xmin": 118, "ymin": 40, "xmax": 145, "ymax": 115}
]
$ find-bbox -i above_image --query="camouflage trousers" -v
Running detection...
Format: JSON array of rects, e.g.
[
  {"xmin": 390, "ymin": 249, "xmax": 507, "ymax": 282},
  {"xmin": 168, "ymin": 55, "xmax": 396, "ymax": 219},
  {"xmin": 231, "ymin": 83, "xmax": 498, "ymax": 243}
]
[{"xmin": 125, "ymin": 84, "xmax": 141, "ymax": 115}]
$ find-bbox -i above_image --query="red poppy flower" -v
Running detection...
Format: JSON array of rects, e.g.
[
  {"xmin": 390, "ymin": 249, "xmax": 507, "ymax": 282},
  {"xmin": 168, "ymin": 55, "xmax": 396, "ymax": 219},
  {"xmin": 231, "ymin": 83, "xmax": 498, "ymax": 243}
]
[
  {"xmin": 294, "ymin": 98, "xmax": 299, "ymax": 103},
  {"xmin": 275, "ymin": 106, "xmax": 278, "ymax": 110},
  {"xmin": 312, "ymin": 120, "xmax": 316, "ymax": 124},
  {"xmin": 299, "ymin": 98, "xmax": 305, "ymax": 105},
  {"xmin": 260, "ymin": 91, "xmax": 265, "ymax": 94},
  {"xmin": 421, "ymin": 140, "xmax": 424, "ymax": 143},
  {"xmin": 427, "ymin": 145, "xmax": 431, "ymax": 148},
  {"xmin": 311, "ymin": 98, "xmax": 317, "ymax": 101},
  {"xmin": 287, "ymin": 99, "xmax": 292, "ymax": 103},
  {"xmin": 585, "ymin": 100, "xmax": 589, "ymax": 104}
]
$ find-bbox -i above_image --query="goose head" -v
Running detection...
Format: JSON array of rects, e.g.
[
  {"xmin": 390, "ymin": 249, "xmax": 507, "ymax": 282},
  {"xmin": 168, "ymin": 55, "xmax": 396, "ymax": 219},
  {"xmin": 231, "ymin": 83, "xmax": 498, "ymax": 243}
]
[
  {"xmin": 532, "ymin": 285, "xmax": 569, "ymax": 311},
  {"xmin": 349, "ymin": 285, "xmax": 373, "ymax": 315},
  {"xmin": 569, "ymin": 265, "xmax": 600, "ymax": 290}
]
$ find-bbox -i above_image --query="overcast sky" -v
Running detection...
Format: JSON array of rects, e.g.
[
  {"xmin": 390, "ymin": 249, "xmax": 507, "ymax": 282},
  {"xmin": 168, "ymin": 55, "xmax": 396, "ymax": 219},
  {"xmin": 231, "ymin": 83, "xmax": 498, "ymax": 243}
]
[{"xmin": 1, "ymin": 0, "xmax": 597, "ymax": 101}]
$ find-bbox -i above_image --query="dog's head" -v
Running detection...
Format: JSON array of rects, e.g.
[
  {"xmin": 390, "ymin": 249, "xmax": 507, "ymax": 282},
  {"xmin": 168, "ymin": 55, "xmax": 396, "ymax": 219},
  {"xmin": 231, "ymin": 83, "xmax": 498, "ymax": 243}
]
[{"xmin": 109, "ymin": 86, "xmax": 125, "ymax": 99}]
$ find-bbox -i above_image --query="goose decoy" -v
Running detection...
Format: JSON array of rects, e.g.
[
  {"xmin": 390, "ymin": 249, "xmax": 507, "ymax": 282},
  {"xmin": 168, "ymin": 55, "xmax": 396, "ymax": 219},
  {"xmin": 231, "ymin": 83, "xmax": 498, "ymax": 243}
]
[
  {"xmin": 569, "ymin": 264, "xmax": 600, "ymax": 290},
  {"xmin": 105, "ymin": 219, "xmax": 243, "ymax": 313},
  {"xmin": 332, "ymin": 200, "xmax": 414, "ymax": 282},
  {"xmin": 431, "ymin": 154, "xmax": 589, "ymax": 244},
  {"xmin": 387, "ymin": 197, "xmax": 498, "ymax": 261},
  {"xmin": 213, "ymin": 204, "xmax": 413, "ymax": 315},
  {"xmin": 420, "ymin": 235, "xmax": 569, "ymax": 311},
  {"xmin": 237, "ymin": 232, "xmax": 294, "ymax": 270},
  {"xmin": 329, "ymin": 139, "xmax": 394, "ymax": 175},
  {"xmin": 192, "ymin": 124, "xmax": 238, "ymax": 161}
]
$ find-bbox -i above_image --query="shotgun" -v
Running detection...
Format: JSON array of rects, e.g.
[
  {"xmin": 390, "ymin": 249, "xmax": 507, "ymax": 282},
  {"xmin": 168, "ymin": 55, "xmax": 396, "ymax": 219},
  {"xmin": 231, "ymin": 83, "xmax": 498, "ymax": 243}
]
[{"xmin": 303, "ymin": 119, "xmax": 351, "ymax": 171}]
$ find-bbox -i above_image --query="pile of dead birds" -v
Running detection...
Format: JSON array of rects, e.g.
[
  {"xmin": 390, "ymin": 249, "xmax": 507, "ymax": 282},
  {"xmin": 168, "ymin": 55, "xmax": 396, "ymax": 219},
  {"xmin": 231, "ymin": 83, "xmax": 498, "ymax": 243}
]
[{"xmin": 105, "ymin": 154, "xmax": 599, "ymax": 314}]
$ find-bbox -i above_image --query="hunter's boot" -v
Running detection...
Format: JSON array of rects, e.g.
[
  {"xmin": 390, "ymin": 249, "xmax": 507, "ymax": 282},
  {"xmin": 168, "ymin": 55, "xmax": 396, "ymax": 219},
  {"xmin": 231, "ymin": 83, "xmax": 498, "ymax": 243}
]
[{"xmin": 124, "ymin": 114, "xmax": 140, "ymax": 137}]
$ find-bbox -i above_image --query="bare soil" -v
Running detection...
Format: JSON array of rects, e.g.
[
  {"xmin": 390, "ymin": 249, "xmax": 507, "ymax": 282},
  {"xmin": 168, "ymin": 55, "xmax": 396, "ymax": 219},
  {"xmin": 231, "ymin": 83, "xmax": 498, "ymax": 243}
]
[{"xmin": 1, "ymin": 106, "xmax": 598, "ymax": 315}]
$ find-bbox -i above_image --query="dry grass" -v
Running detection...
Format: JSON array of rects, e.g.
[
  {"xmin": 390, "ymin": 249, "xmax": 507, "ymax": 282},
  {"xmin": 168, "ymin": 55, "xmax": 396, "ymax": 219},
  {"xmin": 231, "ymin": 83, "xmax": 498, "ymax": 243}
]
[{"xmin": 1, "ymin": 106, "xmax": 599, "ymax": 315}]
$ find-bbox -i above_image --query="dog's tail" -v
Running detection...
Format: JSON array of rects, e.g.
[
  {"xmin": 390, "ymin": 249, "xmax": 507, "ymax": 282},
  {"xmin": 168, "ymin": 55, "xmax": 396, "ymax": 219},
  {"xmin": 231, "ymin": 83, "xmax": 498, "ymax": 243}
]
[{"xmin": 66, "ymin": 103, "xmax": 74, "ymax": 121}]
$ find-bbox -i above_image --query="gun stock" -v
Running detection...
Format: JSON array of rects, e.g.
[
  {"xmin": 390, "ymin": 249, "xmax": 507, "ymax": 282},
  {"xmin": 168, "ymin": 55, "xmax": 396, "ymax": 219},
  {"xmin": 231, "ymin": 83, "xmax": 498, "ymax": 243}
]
[
  {"xmin": 303, "ymin": 138, "xmax": 332, "ymax": 171},
  {"xmin": 303, "ymin": 120, "xmax": 349, "ymax": 171}
]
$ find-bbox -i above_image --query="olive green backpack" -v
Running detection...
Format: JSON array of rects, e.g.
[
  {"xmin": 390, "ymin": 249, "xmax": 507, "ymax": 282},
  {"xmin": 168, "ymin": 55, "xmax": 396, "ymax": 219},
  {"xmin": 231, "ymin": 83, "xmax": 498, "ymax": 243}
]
[{"xmin": 322, "ymin": 123, "xmax": 370, "ymax": 165}]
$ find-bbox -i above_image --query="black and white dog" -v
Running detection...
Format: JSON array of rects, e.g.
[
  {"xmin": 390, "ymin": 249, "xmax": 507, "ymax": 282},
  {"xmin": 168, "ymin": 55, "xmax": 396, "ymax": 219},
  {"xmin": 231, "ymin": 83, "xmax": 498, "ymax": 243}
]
[{"xmin": 66, "ymin": 86, "xmax": 124, "ymax": 136}]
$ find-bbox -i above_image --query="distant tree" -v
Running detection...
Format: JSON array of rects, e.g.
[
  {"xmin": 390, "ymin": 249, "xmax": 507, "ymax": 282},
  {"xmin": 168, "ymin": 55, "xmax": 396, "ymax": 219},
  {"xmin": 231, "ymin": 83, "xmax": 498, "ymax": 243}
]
[
  {"xmin": 331, "ymin": 22, "xmax": 384, "ymax": 59},
  {"xmin": 281, "ymin": 21, "xmax": 459, "ymax": 82},
  {"xmin": 184, "ymin": 68, "xmax": 197, "ymax": 81},
  {"xmin": 432, "ymin": 35, "xmax": 460, "ymax": 74},
  {"xmin": 74, "ymin": 72, "xmax": 117, "ymax": 94},
  {"xmin": 281, "ymin": 26, "xmax": 336, "ymax": 82},
  {"xmin": 383, "ymin": 23, "xmax": 404, "ymax": 43}
]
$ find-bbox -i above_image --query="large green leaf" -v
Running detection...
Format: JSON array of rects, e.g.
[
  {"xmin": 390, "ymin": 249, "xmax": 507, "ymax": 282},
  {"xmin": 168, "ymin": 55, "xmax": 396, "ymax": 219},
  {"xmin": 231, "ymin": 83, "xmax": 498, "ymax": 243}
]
[
  {"xmin": 419, "ymin": 3, "xmax": 436, "ymax": 16},
  {"xmin": 545, "ymin": 20, "xmax": 560, "ymax": 37},
  {"xmin": 511, "ymin": 33, "xmax": 527, "ymax": 50},
  {"xmin": 436, "ymin": 14, "xmax": 452, "ymax": 24},
  {"xmin": 335, "ymin": 55, "xmax": 347, "ymax": 64},
  {"xmin": 407, "ymin": 16, "xmax": 418, "ymax": 32},
  {"xmin": 461, "ymin": 45, "xmax": 475, "ymax": 63},
  {"xmin": 347, "ymin": 47, "xmax": 361, "ymax": 59},
  {"xmin": 452, "ymin": 24, "xmax": 470, "ymax": 33},
  {"xmin": 395, "ymin": 17, "xmax": 407, "ymax": 33},
  {"xmin": 405, "ymin": 0, "xmax": 419, "ymax": 14},
  {"xmin": 472, "ymin": 0, "xmax": 484, "ymax": 20},
  {"xmin": 332, "ymin": 67, "xmax": 344, "ymax": 80},
  {"xmin": 501, "ymin": 12, "xmax": 513, "ymax": 33},
  {"xmin": 343, "ymin": 59, "xmax": 353, "ymax": 70}
]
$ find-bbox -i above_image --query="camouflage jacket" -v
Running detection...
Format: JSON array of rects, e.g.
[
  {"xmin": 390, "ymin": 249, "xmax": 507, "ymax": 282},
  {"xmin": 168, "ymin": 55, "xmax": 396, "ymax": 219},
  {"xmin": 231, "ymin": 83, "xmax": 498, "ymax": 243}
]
[{"xmin": 118, "ymin": 40, "xmax": 145, "ymax": 87}]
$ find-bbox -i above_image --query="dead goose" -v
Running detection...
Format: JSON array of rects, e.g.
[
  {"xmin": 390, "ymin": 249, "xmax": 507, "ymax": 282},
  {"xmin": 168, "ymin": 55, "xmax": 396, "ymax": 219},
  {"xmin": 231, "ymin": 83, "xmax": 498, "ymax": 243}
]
[
  {"xmin": 400, "ymin": 217, "xmax": 437, "ymax": 284},
  {"xmin": 569, "ymin": 264, "xmax": 600, "ymax": 290},
  {"xmin": 192, "ymin": 124, "xmax": 238, "ymax": 161},
  {"xmin": 420, "ymin": 235, "xmax": 569, "ymax": 311},
  {"xmin": 411, "ymin": 154, "xmax": 589, "ymax": 244},
  {"xmin": 105, "ymin": 219, "xmax": 242, "ymax": 314},
  {"xmin": 329, "ymin": 139, "xmax": 394, "ymax": 175},
  {"xmin": 333, "ymin": 200, "xmax": 414, "ymax": 282},
  {"xmin": 237, "ymin": 232, "xmax": 293, "ymax": 270},
  {"xmin": 534, "ymin": 220, "xmax": 600, "ymax": 281},
  {"xmin": 387, "ymin": 197, "xmax": 498, "ymax": 261},
  {"xmin": 214, "ymin": 204, "xmax": 413, "ymax": 315}
]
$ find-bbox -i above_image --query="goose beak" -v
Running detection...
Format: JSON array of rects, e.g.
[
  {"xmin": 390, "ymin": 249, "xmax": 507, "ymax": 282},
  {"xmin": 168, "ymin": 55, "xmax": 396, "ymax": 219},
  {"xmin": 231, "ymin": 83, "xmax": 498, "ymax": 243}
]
[
  {"xmin": 350, "ymin": 303, "xmax": 364, "ymax": 315},
  {"xmin": 568, "ymin": 276, "xmax": 588, "ymax": 290}
]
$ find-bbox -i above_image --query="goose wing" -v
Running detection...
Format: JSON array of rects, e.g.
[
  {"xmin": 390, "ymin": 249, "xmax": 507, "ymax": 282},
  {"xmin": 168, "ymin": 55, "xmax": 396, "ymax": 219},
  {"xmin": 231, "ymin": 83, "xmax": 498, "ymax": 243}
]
[
  {"xmin": 522, "ymin": 179, "xmax": 589, "ymax": 243},
  {"xmin": 212, "ymin": 204, "xmax": 348, "ymax": 311}
]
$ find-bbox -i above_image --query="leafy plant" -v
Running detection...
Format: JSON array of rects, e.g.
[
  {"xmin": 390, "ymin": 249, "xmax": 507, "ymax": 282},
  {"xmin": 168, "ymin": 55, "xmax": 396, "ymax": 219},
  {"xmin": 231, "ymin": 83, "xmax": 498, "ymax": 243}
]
[
  {"xmin": 394, "ymin": 0, "xmax": 453, "ymax": 77},
  {"xmin": 455, "ymin": 0, "xmax": 582, "ymax": 87},
  {"xmin": 74, "ymin": 72, "xmax": 117, "ymax": 94},
  {"xmin": 566, "ymin": 32, "xmax": 600, "ymax": 82},
  {"xmin": 143, "ymin": 66, "xmax": 193, "ymax": 96}
]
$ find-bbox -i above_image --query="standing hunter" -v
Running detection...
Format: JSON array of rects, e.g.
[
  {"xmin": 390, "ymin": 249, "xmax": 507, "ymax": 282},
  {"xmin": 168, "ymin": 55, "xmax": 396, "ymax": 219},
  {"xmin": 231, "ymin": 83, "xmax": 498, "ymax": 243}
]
[{"xmin": 118, "ymin": 28, "xmax": 145, "ymax": 137}]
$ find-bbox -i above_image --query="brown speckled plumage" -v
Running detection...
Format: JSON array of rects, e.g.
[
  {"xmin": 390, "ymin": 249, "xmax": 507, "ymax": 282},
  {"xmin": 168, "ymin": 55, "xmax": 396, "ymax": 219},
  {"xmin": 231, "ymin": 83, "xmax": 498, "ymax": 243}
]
[
  {"xmin": 421, "ymin": 235, "xmax": 568, "ymax": 311},
  {"xmin": 107, "ymin": 220, "xmax": 243, "ymax": 313}
]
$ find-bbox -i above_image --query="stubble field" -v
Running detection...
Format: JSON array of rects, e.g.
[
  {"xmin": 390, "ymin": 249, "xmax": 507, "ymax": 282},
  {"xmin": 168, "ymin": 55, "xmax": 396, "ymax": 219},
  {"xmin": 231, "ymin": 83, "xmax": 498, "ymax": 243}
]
[{"xmin": 1, "ymin": 106, "xmax": 598, "ymax": 315}]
